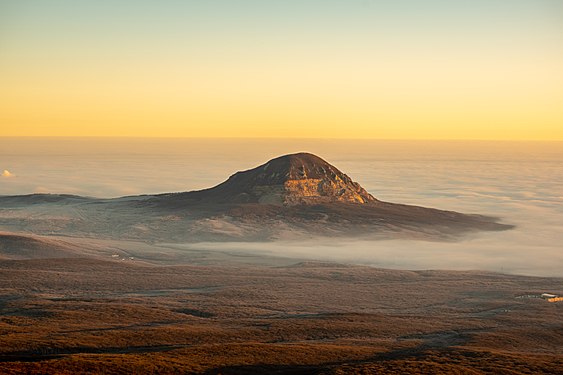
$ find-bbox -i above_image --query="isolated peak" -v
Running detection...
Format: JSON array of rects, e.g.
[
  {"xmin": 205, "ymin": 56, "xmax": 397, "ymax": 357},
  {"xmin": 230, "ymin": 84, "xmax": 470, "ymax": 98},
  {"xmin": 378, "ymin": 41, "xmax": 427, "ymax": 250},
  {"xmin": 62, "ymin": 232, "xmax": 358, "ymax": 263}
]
[
  {"xmin": 261, "ymin": 153, "xmax": 337, "ymax": 180},
  {"xmin": 209, "ymin": 153, "xmax": 377, "ymax": 205}
]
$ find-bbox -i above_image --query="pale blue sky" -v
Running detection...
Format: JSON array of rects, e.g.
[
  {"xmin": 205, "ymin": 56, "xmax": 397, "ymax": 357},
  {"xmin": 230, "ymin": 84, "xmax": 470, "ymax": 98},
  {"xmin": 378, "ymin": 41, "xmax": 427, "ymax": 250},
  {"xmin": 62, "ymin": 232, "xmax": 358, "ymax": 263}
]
[{"xmin": 1, "ymin": 0, "xmax": 562, "ymax": 139}]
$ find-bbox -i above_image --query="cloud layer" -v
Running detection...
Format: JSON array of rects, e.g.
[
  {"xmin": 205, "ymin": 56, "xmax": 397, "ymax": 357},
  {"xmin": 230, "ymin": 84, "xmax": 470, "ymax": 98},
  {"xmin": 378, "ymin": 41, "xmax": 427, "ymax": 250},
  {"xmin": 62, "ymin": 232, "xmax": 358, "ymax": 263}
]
[{"xmin": 1, "ymin": 139, "xmax": 561, "ymax": 276}]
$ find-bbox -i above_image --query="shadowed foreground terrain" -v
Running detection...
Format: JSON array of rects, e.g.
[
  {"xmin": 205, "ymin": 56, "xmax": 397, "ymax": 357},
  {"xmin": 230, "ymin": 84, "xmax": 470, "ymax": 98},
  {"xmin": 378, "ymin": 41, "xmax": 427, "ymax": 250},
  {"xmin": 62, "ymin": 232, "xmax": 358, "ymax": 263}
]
[{"xmin": 0, "ymin": 234, "xmax": 561, "ymax": 374}]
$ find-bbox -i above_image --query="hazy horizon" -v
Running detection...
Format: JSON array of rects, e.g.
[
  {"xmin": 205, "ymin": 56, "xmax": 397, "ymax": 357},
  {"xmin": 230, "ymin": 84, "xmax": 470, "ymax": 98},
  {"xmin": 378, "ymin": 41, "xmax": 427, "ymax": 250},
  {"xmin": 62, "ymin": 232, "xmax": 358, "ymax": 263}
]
[
  {"xmin": 1, "ymin": 138, "xmax": 561, "ymax": 277},
  {"xmin": 2, "ymin": 138, "xmax": 562, "ymax": 197}
]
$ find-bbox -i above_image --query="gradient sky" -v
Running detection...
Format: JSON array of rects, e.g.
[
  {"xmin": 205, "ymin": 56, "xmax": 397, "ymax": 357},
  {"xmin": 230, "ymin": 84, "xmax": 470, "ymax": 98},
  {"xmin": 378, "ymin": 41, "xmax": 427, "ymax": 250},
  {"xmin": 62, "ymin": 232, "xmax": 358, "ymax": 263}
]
[{"xmin": 1, "ymin": 0, "xmax": 562, "ymax": 139}]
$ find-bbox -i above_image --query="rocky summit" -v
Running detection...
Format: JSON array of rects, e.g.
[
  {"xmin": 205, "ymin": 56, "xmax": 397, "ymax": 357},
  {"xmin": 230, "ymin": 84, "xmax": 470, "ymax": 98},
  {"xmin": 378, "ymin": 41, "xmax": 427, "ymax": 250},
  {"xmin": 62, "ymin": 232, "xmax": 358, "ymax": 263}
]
[{"xmin": 206, "ymin": 153, "xmax": 377, "ymax": 205}]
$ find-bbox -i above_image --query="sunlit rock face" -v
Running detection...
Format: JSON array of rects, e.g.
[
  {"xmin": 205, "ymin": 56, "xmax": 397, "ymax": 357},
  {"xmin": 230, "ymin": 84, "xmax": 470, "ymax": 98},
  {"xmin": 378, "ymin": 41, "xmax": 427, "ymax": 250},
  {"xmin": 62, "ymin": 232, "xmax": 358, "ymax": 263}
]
[{"xmin": 210, "ymin": 153, "xmax": 377, "ymax": 205}]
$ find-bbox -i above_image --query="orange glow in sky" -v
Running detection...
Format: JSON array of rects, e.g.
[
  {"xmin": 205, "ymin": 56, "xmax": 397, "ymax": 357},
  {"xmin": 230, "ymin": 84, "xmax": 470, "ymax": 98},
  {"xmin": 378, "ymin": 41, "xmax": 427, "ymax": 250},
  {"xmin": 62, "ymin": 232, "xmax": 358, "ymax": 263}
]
[{"xmin": 1, "ymin": 1, "xmax": 562, "ymax": 140}]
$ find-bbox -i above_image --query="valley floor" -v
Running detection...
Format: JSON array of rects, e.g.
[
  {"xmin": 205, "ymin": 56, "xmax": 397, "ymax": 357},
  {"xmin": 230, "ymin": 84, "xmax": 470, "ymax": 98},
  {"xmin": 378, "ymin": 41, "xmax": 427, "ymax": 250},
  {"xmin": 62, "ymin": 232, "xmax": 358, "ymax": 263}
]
[{"xmin": 0, "ymin": 234, "xmax": 561, "ymax": 374}]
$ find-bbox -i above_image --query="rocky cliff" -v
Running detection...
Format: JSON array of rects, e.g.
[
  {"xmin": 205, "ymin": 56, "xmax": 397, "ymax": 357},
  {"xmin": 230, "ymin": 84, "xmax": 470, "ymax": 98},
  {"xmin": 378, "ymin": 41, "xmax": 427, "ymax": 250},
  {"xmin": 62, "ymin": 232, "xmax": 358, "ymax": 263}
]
[{"xmin": 205, "ymin": 153, "xmax": 377, "ymax": 205}]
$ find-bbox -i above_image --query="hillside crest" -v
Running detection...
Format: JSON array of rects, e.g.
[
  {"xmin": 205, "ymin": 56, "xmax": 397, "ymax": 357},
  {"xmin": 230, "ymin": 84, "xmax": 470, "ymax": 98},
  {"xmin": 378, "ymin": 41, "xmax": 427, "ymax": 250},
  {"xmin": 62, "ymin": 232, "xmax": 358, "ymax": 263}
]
[{"xmin": 209, "ymin": 152, "xmax": 377, "ymax": 205}]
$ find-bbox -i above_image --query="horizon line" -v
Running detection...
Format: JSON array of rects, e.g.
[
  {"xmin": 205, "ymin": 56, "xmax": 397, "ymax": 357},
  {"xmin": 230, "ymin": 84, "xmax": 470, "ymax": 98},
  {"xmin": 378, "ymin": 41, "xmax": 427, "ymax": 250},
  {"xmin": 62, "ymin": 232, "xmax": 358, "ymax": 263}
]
[{"xmin": 1, "ymin": 136, "xmax": 562, "ymax": 143}]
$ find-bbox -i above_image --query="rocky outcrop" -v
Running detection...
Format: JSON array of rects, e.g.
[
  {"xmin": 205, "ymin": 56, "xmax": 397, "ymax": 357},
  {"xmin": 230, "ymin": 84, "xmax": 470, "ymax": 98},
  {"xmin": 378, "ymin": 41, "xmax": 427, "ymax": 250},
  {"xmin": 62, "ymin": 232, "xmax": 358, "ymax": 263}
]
[{"xmin": 205, "ymin": 153, "xmax": 377, "ymax": 205}]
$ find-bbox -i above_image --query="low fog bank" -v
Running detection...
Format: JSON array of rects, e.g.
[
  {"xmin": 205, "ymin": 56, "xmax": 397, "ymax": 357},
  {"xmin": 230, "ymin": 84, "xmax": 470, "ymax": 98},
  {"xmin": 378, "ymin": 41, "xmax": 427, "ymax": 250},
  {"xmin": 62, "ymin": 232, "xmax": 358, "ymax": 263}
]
[
  {"xmin": 172, "ymin": 188, "xmax": 563, "ymax": 277},
  {"xmin": 2, "ymin": 139, "xmax": 562, "ymax": 276},
  {"xmin": 173, "ymin": 232, "xmax": 562, "ymax": 277}
]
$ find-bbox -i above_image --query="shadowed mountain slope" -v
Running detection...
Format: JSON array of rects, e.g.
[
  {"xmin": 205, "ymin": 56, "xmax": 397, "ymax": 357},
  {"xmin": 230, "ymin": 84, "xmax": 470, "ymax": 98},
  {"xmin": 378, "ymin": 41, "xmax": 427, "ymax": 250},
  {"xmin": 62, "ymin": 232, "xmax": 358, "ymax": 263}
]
[
  {"xmin": 0, "ymin": 233, "xmax": 80, "ymax": 260},
  {"xmin": 139, "ymin": 153, "xmax": 513, "ymax": 240}
]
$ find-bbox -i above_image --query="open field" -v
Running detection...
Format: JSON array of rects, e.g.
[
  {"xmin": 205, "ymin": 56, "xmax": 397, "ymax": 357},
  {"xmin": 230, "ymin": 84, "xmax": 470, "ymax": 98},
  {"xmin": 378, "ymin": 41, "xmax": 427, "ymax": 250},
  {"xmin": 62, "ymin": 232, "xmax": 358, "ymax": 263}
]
[{"xmin": 0, "ymin": 234, "xmax": 561, "ymax": 374}]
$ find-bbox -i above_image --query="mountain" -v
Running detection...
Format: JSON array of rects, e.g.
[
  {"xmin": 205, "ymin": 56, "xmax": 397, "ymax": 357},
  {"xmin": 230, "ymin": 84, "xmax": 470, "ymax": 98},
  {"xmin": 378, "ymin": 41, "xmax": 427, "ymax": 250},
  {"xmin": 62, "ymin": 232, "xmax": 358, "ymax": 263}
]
[
  {"xmin": 186, "ymin": 152, "xmax": 377, "ymax": 205},
  {"xmin": 0, "ymin": 153, "xmax": 514, "ymax": 242}
]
